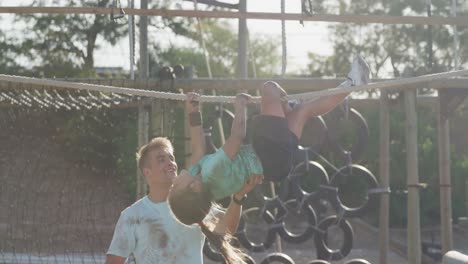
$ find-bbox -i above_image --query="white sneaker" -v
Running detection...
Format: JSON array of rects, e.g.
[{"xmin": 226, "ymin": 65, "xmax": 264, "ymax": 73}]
[{"xmin": 346, "ymin": 55, "xmax": 370, "ymax": 86}]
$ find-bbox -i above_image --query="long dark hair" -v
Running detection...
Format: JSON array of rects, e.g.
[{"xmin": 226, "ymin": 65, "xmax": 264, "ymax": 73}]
[{"xmin": 168, "ymin": 186, "xmax": 247, "ymax": 264}]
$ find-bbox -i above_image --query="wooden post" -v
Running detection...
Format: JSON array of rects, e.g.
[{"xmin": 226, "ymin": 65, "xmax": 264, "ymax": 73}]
[
  {"xmin": 405, "ymin": 89, "xmax": 421, "ymax": 264},
  {"xmin": 466, "ymin": 180, "xmax": 468, "ymax": 216},
  {"xmin": 150, "ymin": 99, "xmax": 164, "ymax": 138},
  {"xmin": 184, "ymin": 67, "xmax": 195, "ymax": 168},
  {"xmin": 438, "ymin": 92, "xmax": 453, "ymax": 254},
  {"xmin": 136, "ymin": 0, "xmax": 149, "ymax": 200},
  {"xmin": 379, "ymin": 90, "xmax": 390, "ymax": 264},
  {"xmin": 136, "ymin": 106, "xmax": 149, "ymax": 199},
  {"xmin": 237, "ymin": 0, "xmax": 248, "ymax": 78},
  {"xmin": 139, "ymin": 0, "xmax": 149, "ymax": 78}
]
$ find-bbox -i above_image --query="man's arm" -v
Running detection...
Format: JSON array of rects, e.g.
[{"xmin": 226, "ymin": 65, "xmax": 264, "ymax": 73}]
[
  {"xmin": 186, "ymin": 93, "xmax": 206, "ymax": 166},
  {"xmin": 213, "ymin": 174, "xmax": 263, "ymax": 234}
]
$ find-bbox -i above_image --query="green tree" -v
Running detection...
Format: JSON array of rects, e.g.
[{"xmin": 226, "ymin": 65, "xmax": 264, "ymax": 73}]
[
  {"xmin": 10, "ymin": 0, "xmax": 127, "ymax": 77},
  {"xmin": 0, "ymin": 17, "xmax": 24, "ymax": 75},
  {"xmin": 303, "ymin": 0, "xmax": 467, "ymax": 78},
  {"xmin": 152, "ymin": 19, "xmax": 279, "ymax": 77}
]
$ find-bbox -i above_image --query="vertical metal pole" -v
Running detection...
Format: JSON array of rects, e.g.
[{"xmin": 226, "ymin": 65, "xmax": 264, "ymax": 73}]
[
  {"xmin": 405, "ymin": 89, "xmax": 421, "ymax": 264},
  {"xmin": 378, "ymin": 90, "xmax": 390, "ymax": 264}
]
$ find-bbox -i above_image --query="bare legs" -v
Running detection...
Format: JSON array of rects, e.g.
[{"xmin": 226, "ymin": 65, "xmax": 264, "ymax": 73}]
[
  {"xmin": 260, "ymin": 56, "xmax": 370, "ymax": 139},
  {"xmin": 260, "ymin": 81, "xmax": 348, "ymax": 139}
]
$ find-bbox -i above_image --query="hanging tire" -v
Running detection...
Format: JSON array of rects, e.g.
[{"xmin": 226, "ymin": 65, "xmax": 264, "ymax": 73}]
[
  {"xmin": 298, "ymin": 116, "xmax": 328, "ymax": 161},
  {"xmin": 262, "ymin": 197, "xmax": 288, "ymax": 225},
  {"xmin": 290, "ymin": 161, "xmax": 329, "ymax": 203},
  {"xmin": 277, "ymin": 199, "xmax": 317, "ymax": 243},
  {"xmin": 344, "ymin": 259, "xmax": 372, "ymax": 264},
  {"xmin": 327, "ymin": 165, "xmax": 379, "ymax": 218},
  {"xmin": 235, "ymin": 207, "xmax": 279, "ymax": 252},
  {"xmin": 203, "ymin": 239, "xmax": 224, "ymax": 262},
  {"xmin": 307, "ymin": 260, "xmax": 331, "ymax": 264},
  {"xmin": 204, "ymin": 127, "xmax": 218, "ymax": 154},
  {"xmin": 326, "ymin": 107, "xmax": 369, "ymax": 162},
  {"xmin": 314, "ymin": 215, "xmax": 354, "ymax": 261},
  {"xmin": 260, "ymin": 252, "xmax": 295, "ymax": 264},
  {"xmin": 205, "ymin": 108, "xmax": 234, "ymax": 149},
  {"xmin": 244, "ymin": 255, "xmax": 256, "ymax": 264}
]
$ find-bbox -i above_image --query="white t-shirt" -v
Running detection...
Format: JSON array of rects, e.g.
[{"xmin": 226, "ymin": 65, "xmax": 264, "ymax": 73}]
[{"xmin": 107, "ymin": 196, "xmax": 206, "ymax": 264}]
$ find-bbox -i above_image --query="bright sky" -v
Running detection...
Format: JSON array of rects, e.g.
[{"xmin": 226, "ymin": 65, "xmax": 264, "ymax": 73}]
[
  {"xmin": 95, "ymin": 0, "xmax": 335, "ymax": 74},
  {"xmin": 0, "ymin": 0, "xmax": 334, "ymax": 75}
]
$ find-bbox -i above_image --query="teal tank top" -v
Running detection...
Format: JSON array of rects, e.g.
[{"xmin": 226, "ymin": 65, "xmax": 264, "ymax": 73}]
[{"xmin": 188, "ymin": 145, "xmax": 263, "ymax": 200}]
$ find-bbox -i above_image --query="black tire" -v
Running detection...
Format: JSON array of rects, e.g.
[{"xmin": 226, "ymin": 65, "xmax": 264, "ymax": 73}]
[
  {"xmin": 203, "ymin": 239, "xmax": 224, "ymax": 262},
  {"xmin": 244, "ymin": 255, "xmax": 256, "ymax": 264},
  {"xmin": 298, "ymin": 116, "xmax": 328, "ymax": 161},
  {"xmin": 262, "ymin": 197, "xmax": 288, "ymax": 224},
  {"xmin": 314, "ymin": 215, "xmax": 354, "ymax": 261},
  {"xmin": 326, "ymin": 107, "xmax": 369, "ymax": 162},
  {"xmin": 173, "ymin": 64, "xmax": 185, "ymax": 77},
  {"xmin": 260, "ymin": 252, "xmax": 295, "ymax": 264},
  {"xmin": 307, "ymin": 260, "xmax": 331, "ymax": 264},
  {"xmin": 277, "ymin": 199, "xmax": 317, "ymax": 243},
  {"xmin": 344, "ymin": 259, "xmax": 372, "ymax": 264},
  {"xmin": 235, "ymin": 207, "xmax": 279, "ymax": 252},
  {"xmin": 327, "ymin": 165, "xmax": 379, "ymax": 218},
  {"xmin": 290, "ymin": 161, "xmax": 329, "ymax": 203},
  {"xmin": 204, "ymin": 127, "xmax": 218, "ymax": 154},
  {"xmin": 205, "ymin": 108, "xmax": 234, "ymax": 149}
]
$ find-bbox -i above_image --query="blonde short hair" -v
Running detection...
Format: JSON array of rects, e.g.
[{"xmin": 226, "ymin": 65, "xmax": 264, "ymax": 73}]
[{"xmin": 136, "ymin": 137, "xmax": 174, "ymax": 173}]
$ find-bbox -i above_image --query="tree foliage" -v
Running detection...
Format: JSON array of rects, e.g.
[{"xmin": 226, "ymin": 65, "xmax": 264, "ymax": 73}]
[
  {"xmin": 5, "ymin": 0, "xmax": 127, "ymax": 78},
  {"xmin": 152, "ymin": 18, "xmax": 280, "ymax": 78},
  {"xmin": 303, "ymin": 0, "xmax": 467, "ymax": 79}
]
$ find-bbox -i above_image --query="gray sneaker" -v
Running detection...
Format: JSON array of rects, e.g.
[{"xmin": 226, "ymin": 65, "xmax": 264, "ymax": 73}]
[{"xmin": 346, "ymin": 55, "xmax": 370, "ymax": 86}]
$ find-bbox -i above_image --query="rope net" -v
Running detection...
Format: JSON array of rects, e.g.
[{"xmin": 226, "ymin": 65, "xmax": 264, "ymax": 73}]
[{"xmin": 0, "ymin": 106, "xmax": 138, "ymax": 263}]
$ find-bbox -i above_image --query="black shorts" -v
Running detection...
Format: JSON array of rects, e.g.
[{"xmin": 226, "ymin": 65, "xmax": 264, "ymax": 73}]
[{"xmin": 251, "ymin": 115, "xmax": 299, "ymax": 182}]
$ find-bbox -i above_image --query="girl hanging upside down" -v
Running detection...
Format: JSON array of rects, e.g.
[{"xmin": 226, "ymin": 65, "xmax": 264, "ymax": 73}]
[{"xmin": 168, "ymin": 56, "xmax": 370, "ymax": 259}]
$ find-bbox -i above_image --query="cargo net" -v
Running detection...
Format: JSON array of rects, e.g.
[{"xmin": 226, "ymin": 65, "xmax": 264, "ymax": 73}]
[{"xmin": 0, "ymin": 86, "xmax": 141, "ymax": 263}]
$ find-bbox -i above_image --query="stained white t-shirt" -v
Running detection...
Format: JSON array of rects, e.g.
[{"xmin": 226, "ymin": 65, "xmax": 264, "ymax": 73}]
[{"xmin": 107, "ymin": 196, "xmax": 206, "ymax": 264}]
